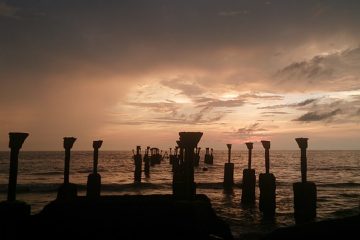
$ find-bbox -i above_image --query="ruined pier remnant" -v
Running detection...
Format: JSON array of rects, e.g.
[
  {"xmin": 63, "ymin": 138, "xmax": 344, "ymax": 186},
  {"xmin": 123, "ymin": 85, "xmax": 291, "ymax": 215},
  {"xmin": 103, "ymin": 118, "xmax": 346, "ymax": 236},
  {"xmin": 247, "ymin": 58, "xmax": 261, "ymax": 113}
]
[
  {"xmin": 57, "ymin": 137, "xmax": 78, "ymax": 201},
  {"xmin": 134, "ymin": 146, "xmax": 142, "ymax": 183},
  {"xmin": 241, "ymin": 142, "xmax": 256, "ymax": 205},
  {"xmin": 204, "ymin": 147, "xmax": 213, "ymax": 164},
  {"xmin": 87, "ymin": 140, "xmax": 103, "ymax": 198},
  {"xmin": 223, "ymin": 144, "xmax": 234, "ymax": 189},
  {"xmin": 143, "ymin": 146, "xmax": 150, "ymax": 177},
  {"xmin": 194, "ymin": 147, "xmax": 201, "ymax": 167},
  {"xmin": 293, "ymin": 138, "xmax": 317, "ymax": 223},
  {"xmin": 259, "ymin": 140, "xmax": 276, "ymax": 217},
  {"xmin": 173, "ymin": 132, "xmax": 203, "ymax": 199},
  {"xmin": 0, "ymin": 132, "xmax": 31, "ymax": 218}
]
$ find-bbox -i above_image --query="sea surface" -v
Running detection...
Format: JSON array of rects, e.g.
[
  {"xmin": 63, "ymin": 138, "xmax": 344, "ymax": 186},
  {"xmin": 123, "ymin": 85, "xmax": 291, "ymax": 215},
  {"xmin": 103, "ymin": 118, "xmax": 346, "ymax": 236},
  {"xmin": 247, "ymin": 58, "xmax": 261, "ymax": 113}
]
[{"xmin": 0, "ymin": 150, "xmax": 359, "ymax": 239}]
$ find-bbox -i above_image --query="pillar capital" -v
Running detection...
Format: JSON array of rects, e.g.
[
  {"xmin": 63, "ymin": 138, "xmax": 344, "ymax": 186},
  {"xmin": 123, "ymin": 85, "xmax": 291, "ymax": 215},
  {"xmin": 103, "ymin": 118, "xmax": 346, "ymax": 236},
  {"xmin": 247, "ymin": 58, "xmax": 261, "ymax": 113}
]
[
  {"xmin": 226, "ymin": 144, "xmax": 232, "ymax": 150},
  {"xmin": 93, "ymin": 140, "xmax": 103, "ymax": 149},
  {"xmin": 63, "ymin": 137, "xmax": 76, "ymax": 149},
  {"xmin": 9, "ymin": 132, "xmax": 29, "ymax": 150},
  {"xmin": 261, "ymin": 140, "xmax": 270, "ymax": 149},
  {"xmin": 178, "ymin": 132, "xmax": 203, "ymax": 149},
  {"xmin": 245, "ymin": 142, "xmax": 253, "ymax": 150},
  {"xmin": 295, "ymin": 138, "xmax": 308, "ymax": 149}
]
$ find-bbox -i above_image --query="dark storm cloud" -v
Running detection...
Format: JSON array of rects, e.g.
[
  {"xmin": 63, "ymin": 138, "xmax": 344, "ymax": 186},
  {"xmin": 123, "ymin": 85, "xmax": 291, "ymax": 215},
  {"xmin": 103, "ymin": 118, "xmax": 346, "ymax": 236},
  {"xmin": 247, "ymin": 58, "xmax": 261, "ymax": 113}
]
[
  {"xmin": 0, "ymin": 2, "xmax": 18, "ymax": 18},
  {"xmin": 275, "ymin": 47, "xmax": 360, "ymax": 91},
  {"xmin": 293, "ymin": 95, "xmax": 360, "ymax": 123},
  {"xmin": 2, "ymin": 0, "xmax": 360, "ymax": 89}
]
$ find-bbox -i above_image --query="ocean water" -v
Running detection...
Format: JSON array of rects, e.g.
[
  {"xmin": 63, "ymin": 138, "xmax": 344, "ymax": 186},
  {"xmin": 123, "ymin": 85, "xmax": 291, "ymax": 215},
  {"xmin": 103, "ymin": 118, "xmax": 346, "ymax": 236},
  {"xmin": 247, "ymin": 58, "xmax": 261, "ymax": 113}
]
[{"xmin": 0, "ymin": 150, "xmax": 359, "ymax": 238}]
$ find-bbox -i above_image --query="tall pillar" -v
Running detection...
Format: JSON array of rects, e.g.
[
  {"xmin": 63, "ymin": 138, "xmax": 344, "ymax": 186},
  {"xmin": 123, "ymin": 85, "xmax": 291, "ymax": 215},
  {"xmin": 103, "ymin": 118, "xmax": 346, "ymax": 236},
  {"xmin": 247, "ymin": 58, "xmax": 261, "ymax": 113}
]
[
  {"xmin": 223, "ymin": 144, "xmax": 234, "ymax": 189},
  {"xmin": 144, "ymin": 146, "xmax": 150, "ymax": 177},
  {"xmin": 293, "ymin": 138, "xmax": 317, "ymax": 223},
  {"xmin": 134, "ymin": 146, "xmax": 142, "ymax": 183},
  {"xmin": 0, "ymin": 132, "xmax": 30, "ymax": 223},
  {"xmin": 87, "ymin": 140, "xmax": 103, "ymax": 198},
  {"xmin": 7, "ymin": 133, "xmax": 29, "ymax": 202},
  {"xmin": 259, "ymin": 140, "xmax": 276, "ymax": 217},
  {"xmin": 57, "ymin": 137, "xmax": 78, "ymax": 201},
  {"xmin": 173, "ymin": 132, "xmax": 203, "ymax": 199},
  {"xmin": 241, "ymin": 142, "xmax": 256, "ymax": 205}
]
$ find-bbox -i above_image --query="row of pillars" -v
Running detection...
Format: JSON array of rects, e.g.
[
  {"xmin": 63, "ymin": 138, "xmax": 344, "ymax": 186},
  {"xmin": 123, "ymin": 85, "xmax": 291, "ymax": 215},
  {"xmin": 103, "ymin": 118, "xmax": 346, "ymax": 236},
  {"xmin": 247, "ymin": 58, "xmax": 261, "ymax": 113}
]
[
  {"xmin": 223, "ymin": 138, "xmax": 316, "ymax": 223},
  {"xmin": 1, "ymin": 132, "xmax": 316, "ymax": 223}
]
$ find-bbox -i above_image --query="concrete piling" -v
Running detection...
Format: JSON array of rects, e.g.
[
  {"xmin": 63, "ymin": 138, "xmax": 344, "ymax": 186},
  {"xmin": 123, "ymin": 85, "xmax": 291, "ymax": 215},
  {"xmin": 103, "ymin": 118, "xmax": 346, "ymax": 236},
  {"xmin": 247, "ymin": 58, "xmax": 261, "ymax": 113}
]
[
  {"xmin": 173, "ymin": 132, "xmax": 203, "ymax": 199},
  {"xmin": 57, "ymin": 137, "xmax": 78, "ymax": 201},
  {"xmin": 86, "ymin": 140, "xmax": 103, "ymax": 198},
  {"xmin": 241, "ymin": 142, "xmax": 256, "ymax": 205},
  {"xmin": 223, "ymin": 144, "xmax": 234, "ymax": 189},
  {"xmin": 134, "ymin": 146, "xmax": 142, "ymax": 183},
  {"xmin": 259, "ymin": 140, "xmax": 276, "ymax": 217},
  {"xmin": 144, "ymin": 146, "xmax": 150, "ymax": 177},
  {"xmin": 293, "ymin": 138, "xmax": 317, "ymax": 223},
  {"xmin": 0, "ymin": 132, "xmax": 31, "ymax": 219}
]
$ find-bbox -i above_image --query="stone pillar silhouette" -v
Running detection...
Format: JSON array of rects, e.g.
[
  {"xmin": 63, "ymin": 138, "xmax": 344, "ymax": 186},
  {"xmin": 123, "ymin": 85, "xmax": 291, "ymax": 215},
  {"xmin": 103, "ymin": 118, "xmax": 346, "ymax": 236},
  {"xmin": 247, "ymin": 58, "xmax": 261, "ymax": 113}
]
[
  {"xmin": 204, "ymin": 147, "xmax": 213, "ymax": 164},
  {"xmin": 241, "ymin": 142, "xmax": 256, "ymax": 205},
  {"xmin": 144, "ymin": 146, "xmax": 150, "ymax": 177},
  {"xmin": 0, "ymin": 132, "xmax": 31, "ymax": 218},
  {"xmin": 194, "ymin": 147, "xmax": 200, "ymax": 167},
  {"xmin": 0, "ymin": 132, "xmax": 30, "ymax": 228},
  {"xmin": 169, "ymin": 148, "xmax": 173, "ymax": 164},
  {"xmin": 134, "ymin": 146, "xmax": 142, "ymax": 183},
  {"xmin": 259, "ymin": 140, "xmax": 276, "ymax": 217},
  {"xmin": 223, "ymin": 144, "xmax": 234, "ymax": 189},
  {"xmin": 173, "ymin": 132, "xmax": 203, "ymax": 199},
  {"xmin": 87, "ymin": 140, "xmax": 103, "ymax": 198},
  {"xmin": 293, "ymin": 138, "xmax": 317, "ymax": 223},
  {"xmin": 7, "ymin": 133, "xmax": 29, "ymax": 202},
  {"xmin": 57, "ymin": 137, "xmax": 78, "ymax": 201}
]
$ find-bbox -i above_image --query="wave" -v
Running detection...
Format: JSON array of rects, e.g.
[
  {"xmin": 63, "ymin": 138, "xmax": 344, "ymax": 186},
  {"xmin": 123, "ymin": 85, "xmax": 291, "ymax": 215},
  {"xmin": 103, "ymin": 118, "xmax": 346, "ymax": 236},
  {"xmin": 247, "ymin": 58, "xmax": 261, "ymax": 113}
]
[{"xmin": 318, "ymin": 182, "xmax": 360, "ymax": 188}]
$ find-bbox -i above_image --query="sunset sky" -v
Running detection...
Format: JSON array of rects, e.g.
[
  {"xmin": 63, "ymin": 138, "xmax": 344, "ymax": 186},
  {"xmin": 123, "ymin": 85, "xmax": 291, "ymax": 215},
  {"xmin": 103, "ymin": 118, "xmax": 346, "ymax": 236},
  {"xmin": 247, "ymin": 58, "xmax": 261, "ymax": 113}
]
[{"xmin": 0, "ymin": 0, "xmax": 359, "ymax": 150}]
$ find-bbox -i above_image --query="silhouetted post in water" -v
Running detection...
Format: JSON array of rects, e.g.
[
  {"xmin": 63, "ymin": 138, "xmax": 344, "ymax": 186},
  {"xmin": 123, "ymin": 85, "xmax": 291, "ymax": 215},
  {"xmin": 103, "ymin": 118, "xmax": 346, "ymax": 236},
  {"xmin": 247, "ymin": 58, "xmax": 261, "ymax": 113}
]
[
  {"xmin": 259, "ymin": 140, "xmax": 276, "ymax": 217},
  {"xmin": 223, "ymin": 144, "xmax": 234, "ymax": 189},
  {"xmin": 169, "ymin": 148, "xmax": 173, "ymax": 164},
  {"xmin": 173, "ymin": 132, "xmax": 203, "ymax": 199},
  {"xmin": 293, "ymin": 138, "xmax": 317, "ymax": 223},
  {"xmin": 57, "ymin": 137, "xmax": 78, "ymax": 201},
  {"xmin": 87, "ymin": 140, "xmax": 103, "ymax": 198},
  {"xmin": 143, "ymin": 146, "xmax": 150, "ymax": 177},
  {"xmin": 0, "ymin": 132, "xmax": 31, "ymax": 219},
  {"xmin": 7, "ymin": 133, "xmax": 29, "ymax": 202},
  {"xmin": 204, "ymin": 147, "xmax": 213, "ymax": 164},
  {"xmin": 134, "ymin": 146, "xmax": 142, "ymax": 183},
  {"xmin": 194, "ymin": 147, "xmax": 200, "ymax": 167},
  {"xmin": 172, "ymin": 146, "xmax": 179, "ymax": 172},
  {"xmin": 241, "ymin": 142, "xmax": 256, "ymax": 205}
]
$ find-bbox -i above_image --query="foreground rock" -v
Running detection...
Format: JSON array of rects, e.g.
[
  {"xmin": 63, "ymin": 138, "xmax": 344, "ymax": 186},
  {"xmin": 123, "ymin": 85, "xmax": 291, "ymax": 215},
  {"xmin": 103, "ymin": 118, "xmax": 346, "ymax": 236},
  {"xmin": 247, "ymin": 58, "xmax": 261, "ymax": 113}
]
[
  {"xmin": 1, "ymin": 194, "xmax": 233, "ymax": 240},
  {"xmin": 263, "ymin": 214, "xmax": 359, "ymax": 240}
]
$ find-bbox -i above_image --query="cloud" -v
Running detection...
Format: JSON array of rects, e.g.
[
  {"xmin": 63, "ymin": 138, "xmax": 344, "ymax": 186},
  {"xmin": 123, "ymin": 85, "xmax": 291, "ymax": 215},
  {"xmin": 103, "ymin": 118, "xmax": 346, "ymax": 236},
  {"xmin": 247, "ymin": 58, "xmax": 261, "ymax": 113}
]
[
  {"xmin": 225, "ymin": 123, "xmax": 270, "ymax": 141},
  {"xmin": 261, "ymin": 111, "xmax": 289, "ymax": 115},
  {"xmin": 259, "ymin": 98, "xmax": 318, "ymax": 110},
  {"xmin": 0, "ymin": 2, "xmax": 18, "ymax": 18},
  {"xmin": 160, "ymin": 78, "xmax": 205, "ymax": 97},
  {"xmin": 218, "ymin": 10, "xmax": 248, "ymax": 17},
  {"xmin": 294, "ymin": 109, "xmax": 341, "ymax": 122},
  {"xmin": 274, "ymin": 47, "xmax": 360, "ymax": 91},
  {"xmin": 293, "ymin": 95, "xmax": 360, "ymax": 123}
]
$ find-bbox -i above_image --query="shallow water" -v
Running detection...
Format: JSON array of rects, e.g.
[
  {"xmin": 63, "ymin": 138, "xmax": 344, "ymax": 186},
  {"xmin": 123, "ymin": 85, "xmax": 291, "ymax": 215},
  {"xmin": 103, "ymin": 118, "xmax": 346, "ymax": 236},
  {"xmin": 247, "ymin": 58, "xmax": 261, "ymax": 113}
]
[{"xmin": 0, "ymin": 150, "xmax": 359, "ymax": 238}]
